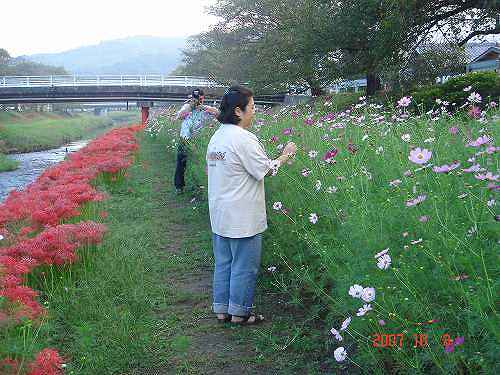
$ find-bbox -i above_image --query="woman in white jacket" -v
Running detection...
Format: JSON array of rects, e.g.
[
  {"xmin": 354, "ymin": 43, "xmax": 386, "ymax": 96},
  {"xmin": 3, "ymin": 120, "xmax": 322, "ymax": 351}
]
[{"xmin": 207, "ymin": 85, "xmax": 296, "ymax": 325}]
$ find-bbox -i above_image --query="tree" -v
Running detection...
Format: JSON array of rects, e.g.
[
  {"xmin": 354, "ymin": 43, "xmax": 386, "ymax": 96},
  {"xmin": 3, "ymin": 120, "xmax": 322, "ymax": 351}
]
[
  {"xmin": 177, "ymin": 0, "xmax": 499, "ymax": 96},
  {"xmin": 178, "ymin": 0, "xmax": 338, "ymax": 94},
  {"xmin": 0, "ymin": 48, "xmax": 67, "ymax": 76}
]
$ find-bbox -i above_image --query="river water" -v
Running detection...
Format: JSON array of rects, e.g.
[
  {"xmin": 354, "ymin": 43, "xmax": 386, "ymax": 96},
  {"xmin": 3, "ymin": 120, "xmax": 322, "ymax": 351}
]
[{"xmin": 0, "ymin": 140, "xmax": 88, "ymax": 203}]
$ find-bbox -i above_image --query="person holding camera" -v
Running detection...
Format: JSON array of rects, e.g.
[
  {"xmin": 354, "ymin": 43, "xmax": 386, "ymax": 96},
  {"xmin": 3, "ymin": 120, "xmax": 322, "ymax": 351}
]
[
  {"xmin": 174, "ymin": 88, "xmax": 219, "ymax": 194},
  {"xmin": 206, "ymin": 85, "xmax": 297, "ymax": 325}
]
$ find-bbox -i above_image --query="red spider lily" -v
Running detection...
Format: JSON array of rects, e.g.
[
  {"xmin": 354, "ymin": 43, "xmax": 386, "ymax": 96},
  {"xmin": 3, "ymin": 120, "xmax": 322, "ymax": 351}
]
[
  {"xmin": 27, "ymin": 348, "xmax": 65, "ymax": 375},
  {"xmin": 0, "ymin": 126, "xmax": 139, "ymax": 332}
]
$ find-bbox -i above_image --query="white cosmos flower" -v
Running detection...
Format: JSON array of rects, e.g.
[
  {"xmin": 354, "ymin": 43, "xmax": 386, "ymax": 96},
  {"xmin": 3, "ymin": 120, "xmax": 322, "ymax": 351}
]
[
  {"xmin": 272, "ymin": 201, "xmax": 283, "ymax": 211},
  {"xmin": 330, "ymin": 327, "xmax": 343, "ymax": 341},
  {"xmin": 361, "ymin": 287, "xmax": 376, "ymax": 302},
  {"xmin": 326, "ymin": 186, "xmax": 338, "ymax": 194},
  {"xmin": 401, "ymin": 133, "xmax": 411, "ymax": 142},
  {"xmin": 267, "ymin": 266, "xmax": 277, "ymax": 273},
  {"xmin": 356, "ymin": 304, "xmax": 372, "ymax": 317},
  {"xmin": 308, "ymin": 150, "xmax": 318, "ymax": 158},
  {"xmin": 348, "ymin": 284, "xmax": 363, "ymax": 298},
  {"xmin": 377, "ymin": 254, "xmax": 392, "ymax": 270},
  {"xmin": 340, "ymin": 316, "xmax": 351, "ymax": 331},
  {"xmin": 374, "ymin": 248, "xmax": 389, "ymax": 258},
  {"xmin": 334, "ymin": 347, "xmax": 347, "ymax": 362},
  {"xmin": 309, "ymin": 213, "xmax": 318, "ymax": 224},
  {"xmin": 315, "ymin": 180, "xmax": 322, "ymax": 191}
]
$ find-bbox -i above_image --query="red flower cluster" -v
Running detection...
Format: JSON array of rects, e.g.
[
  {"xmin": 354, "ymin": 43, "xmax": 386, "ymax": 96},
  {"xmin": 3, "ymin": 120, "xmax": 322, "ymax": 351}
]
[
  {"xmin": 0, "ymin": 126, "xmax": 141, "ymax": 371},
  {"xmin": 1, "ymin": 349, "xmax": 65, "ymax": 375}
]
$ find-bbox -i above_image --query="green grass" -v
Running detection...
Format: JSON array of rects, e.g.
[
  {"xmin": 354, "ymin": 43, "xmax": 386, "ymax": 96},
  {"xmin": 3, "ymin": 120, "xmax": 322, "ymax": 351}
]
[
  {"xmin": 0, "ymin": 111, "xmax": 139, "ymax": 153},
  {"xmin": 0, "ymin": 153, "xmax": 19, "ymax": 172}
]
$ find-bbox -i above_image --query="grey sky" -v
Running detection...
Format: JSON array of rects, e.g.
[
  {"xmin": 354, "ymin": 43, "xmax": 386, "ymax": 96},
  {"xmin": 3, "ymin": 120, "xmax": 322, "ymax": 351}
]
[{"xmin": 2, "ymin": 0, "xmax": 217, "ymax": 56}]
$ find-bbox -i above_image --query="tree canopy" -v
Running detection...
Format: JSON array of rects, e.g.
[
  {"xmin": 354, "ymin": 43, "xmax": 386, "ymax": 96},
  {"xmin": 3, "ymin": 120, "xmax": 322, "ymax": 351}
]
[{"xmin": 177, "ymin": 0, "xmax": 499, "ymax": 95}]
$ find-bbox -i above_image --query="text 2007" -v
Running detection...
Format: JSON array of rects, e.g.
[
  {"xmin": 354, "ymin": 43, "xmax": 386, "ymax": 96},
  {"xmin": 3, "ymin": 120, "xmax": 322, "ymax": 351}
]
[{"xmin": 372, "ymin": 333, "xmax": 428, "ymax": 348}]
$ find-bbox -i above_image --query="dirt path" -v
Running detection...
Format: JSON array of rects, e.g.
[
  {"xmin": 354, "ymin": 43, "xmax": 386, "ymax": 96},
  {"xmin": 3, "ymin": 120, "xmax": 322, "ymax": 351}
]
[{"xmin": 130, "ymin": 164, "xmax": 289, "ymax": 375}]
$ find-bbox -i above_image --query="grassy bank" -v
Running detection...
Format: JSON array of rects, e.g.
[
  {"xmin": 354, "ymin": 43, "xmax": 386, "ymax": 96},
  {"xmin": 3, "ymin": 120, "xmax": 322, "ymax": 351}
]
[
  {"xmin": 0, "ymin": 111, "xmax": 139, "ymax": 154},
  {"xmin": 2, "ymin": 129, "xmax": 322, "ymax": 374},
  {"xmin": 0, "ymin": 153, "xmax": 19, "ymax": 172}
]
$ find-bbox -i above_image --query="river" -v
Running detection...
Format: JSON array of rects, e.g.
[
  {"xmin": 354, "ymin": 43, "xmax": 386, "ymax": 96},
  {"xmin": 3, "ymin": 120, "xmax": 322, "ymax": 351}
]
[{"xmin": 0, "ymin": 140, "xmax": 88, "ymax": 202}]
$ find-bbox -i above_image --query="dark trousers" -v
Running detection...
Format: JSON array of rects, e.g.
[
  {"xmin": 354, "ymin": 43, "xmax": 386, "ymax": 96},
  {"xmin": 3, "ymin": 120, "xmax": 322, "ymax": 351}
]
[{"xmin": 174, "ymin": 143, "xmax": 188, "ymax": 189}]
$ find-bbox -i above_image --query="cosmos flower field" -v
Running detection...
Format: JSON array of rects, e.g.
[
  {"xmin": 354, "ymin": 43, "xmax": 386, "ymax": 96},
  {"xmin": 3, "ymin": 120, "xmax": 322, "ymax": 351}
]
[{"xmin": 152, "ymin": 89, "xmax": 498, "ymax": 373}]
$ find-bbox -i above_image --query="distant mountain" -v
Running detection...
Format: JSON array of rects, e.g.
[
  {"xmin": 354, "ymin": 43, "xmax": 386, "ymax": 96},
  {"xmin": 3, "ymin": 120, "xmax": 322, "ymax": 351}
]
[{"xmin": 24, "ymin": 36, "xmax": 187, "ymax": 75}]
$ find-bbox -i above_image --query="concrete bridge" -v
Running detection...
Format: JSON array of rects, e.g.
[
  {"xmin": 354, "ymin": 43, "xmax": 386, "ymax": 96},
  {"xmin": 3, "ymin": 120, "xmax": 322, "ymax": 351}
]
[{"xmin": 0, "ymin": 75, "xmax": 286, "ymax": 124}]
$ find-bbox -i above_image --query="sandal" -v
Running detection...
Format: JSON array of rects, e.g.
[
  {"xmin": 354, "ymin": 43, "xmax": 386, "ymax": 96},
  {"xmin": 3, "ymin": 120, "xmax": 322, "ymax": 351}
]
[
  {"xmin": 231, "ymin": 313, "xmax": 265, "ymax": 326},
  {"xmin": 217, "ymin": 314, "xmax": 232, "ymax": 323}
]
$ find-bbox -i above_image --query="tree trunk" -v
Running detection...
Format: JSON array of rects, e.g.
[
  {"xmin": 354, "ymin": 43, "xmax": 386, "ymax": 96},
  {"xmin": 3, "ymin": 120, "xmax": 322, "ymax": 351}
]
[{"xmin": 366, "ymin": 72, "xmax": 381, "ymax": 97}]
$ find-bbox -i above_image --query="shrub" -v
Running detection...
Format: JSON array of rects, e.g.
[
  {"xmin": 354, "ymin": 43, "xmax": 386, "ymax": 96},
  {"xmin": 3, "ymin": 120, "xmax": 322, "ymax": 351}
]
[{"xmin": 412, "ymin": 71, "xmax": 500, "ymax": 110}]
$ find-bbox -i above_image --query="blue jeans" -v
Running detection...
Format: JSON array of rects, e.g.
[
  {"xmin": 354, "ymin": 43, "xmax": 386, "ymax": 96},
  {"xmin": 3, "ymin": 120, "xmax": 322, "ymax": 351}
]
[{"xmin": 212, "ymin": 233, "xmax": 262, "ymax": 317}]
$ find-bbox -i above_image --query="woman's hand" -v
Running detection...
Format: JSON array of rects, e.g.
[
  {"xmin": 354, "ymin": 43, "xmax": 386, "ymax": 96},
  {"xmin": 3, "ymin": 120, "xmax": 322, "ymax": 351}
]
[{"xmin": 282, "ymin": 142, "xmax": 297, "ymax": 157}]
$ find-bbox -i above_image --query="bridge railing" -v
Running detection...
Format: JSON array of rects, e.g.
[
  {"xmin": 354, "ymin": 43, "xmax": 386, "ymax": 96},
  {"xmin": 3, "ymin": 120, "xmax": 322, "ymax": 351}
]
[{"xmin": 0, "ymin": 75, "xmax": 225, "ymax": 88}]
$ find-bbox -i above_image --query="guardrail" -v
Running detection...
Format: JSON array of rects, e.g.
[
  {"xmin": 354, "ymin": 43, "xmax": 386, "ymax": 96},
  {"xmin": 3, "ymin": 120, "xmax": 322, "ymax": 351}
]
[{"xmin": 0, "ymin": 75, "xmax": 225, "ymax": 88}]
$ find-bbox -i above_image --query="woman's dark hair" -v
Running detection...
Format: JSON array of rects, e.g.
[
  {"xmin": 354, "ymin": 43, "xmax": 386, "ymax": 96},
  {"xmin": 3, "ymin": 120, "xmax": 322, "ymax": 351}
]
[{"xmin": 217, "ymin": 85, "xmax": 254, "ymax": 124}]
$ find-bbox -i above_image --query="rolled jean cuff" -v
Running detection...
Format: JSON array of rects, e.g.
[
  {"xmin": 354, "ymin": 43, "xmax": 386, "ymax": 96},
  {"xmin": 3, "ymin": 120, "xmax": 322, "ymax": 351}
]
[
  {"xmin": 228, "ymin": 302, "xmax": 252, "ymax": 317},
  {"xmin": 213, "ymin": 303, "xmax": 229, "ymax": 314}
]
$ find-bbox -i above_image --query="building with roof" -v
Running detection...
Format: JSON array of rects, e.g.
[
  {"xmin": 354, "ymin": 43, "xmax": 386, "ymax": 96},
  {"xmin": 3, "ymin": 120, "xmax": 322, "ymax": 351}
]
[{"xmin": 466, "ymin": 44, "xmax": 500, "ymax": 73}]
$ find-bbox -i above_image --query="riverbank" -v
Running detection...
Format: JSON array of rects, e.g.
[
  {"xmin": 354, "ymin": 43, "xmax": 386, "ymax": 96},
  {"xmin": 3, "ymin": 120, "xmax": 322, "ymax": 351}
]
[
  {"xmin": 0, "ymin": 128, "xmax": 322, "ymax": 374},
  {"xmin": 0, "ymin": 110, "xmax": 139, "ymax": 172},
  {"xmin": 0, "ymin": 153, "xmax": 18, "ymax": 172},
  {"xmin": 0, "ymin": 110, "xmax": 139, "ymax": 154}
]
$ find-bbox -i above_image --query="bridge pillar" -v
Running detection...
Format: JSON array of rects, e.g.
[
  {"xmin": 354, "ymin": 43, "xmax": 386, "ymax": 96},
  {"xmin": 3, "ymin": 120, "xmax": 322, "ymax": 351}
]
[{"xmin": 141, "ymin": 106, "xmax": 150, "ymax": 126}]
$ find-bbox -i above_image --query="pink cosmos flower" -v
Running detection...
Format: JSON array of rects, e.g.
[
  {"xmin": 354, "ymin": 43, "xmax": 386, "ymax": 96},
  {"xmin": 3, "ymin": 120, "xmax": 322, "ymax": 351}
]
[
  {"xmin": 474, "ymin": 172, "xmax": 499, "ymax": 182},
  {"xmin": 406, "ymin": 194, "xmax": 427, "ymax": 207},
  {"xmin": 462, "ymin": 164, "xmax": 481, "ymax": 173},
  {"xmin": 432, "ymin": 162, "xmax": 460, "ymax": 173},
  {"xmin": 282, "ymin": 127, "xmax": 293, "ymax": 136},
  {"xmin": 301, "ymin": 168, "xmax": 311, "ymax": 177},
  {"xmin": 419, "ymin": 215, "xmax": 430, "ymax": 223},
  {"xmin": 397, "ymin": 96, "xmax": 412, "ymax": 107},
  {"xmin": 486, "ymin": 146, "xmax": 498, "ymax": 154},
  {"xmin": 449, "ymin": 126, "xmax": 459, "ymax": 135},
  {"xmin": 323, "ymin": 148, "xmax": 338, "ymax": 161},
  {"xmin": 304, "ymin": 118, "xmax": 314, "ymax": 126},
  {"xmin": 468, "ymin": 106, "xmax": 481, "ymax": 119},
  {"xmin": 409, "ymin": 148, "xmax": 432, "ymax": 165},
  {"xmin": 270, "ymin": 135, "xmax": 278, "ymax": 143},
  {"xmin": 468, "ymin": 135, "xmax": 490, "ymax": 147}
]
